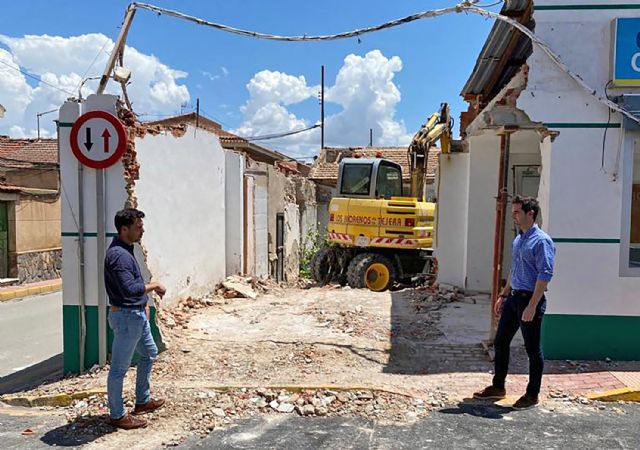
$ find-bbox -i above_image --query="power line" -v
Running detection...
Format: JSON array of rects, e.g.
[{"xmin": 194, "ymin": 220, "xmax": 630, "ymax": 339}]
[
  {"xmin": 126, "ymin": 1, "xmax": 640, "ymax": 126},
  {"xmin": 0, "ymin": 58, "xmax": 75, "ymax": 96},
  {"xmin": 243, "ymin": 124, "xmax": 320, "ymax": 141},
  {"xmin": 133, "ymin": 1, "xmax": 466, "ymax": 42}
]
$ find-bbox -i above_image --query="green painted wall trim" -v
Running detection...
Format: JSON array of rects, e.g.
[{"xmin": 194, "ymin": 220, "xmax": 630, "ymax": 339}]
[
  {"xmin": 552, "ymin": 238, "xmax": 620, "ymax": 244},
  {"xmin": 63, "ymin": 305, "xmax": 165, "ymax": 374},
  {"xmin": 543, "ymin": 123, "xmax": 621, "ymax": 129},
  {"xmin": 535, "ymin": 4, "xmax": 640, "ymax": 10},
  {"xmin": 62, "ymin": 232, "xmax": 118, "ymax": 238},
  {"xmin": 543, "ymin": 314, "xmax": 640, "ymax": 360}
]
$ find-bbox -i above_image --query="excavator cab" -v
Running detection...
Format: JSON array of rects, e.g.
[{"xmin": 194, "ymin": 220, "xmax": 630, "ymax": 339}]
[{"xmin": 337, "ymin": 158, "xmax": 403, "ymax": 199}]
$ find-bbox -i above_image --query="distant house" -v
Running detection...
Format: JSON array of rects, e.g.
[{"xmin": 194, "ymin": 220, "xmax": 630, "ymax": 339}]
[
  {"xmin": 0, "ymin": 136, "xmax": 60, "ymax": 282},
  {"xmin": 309, "ymin": 146, "xmax": 440, "ymax": 235}
]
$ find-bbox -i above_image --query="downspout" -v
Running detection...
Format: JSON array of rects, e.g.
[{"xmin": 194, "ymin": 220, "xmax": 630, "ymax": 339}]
[{"xmin": 490, "ymin": 128, "xmax": 514, "ymax": 341}]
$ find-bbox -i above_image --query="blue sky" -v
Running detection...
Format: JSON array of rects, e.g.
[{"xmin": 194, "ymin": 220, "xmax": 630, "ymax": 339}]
[{"xmin": 0, "ymin": 0, "xmax": 501, "ymax": 157}]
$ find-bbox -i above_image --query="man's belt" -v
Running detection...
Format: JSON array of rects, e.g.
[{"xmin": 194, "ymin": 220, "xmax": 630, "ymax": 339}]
[
  {"xmin": 510, "ymin": 289, "xmax": 534, "ymax": 297},
  {"xmin": 110, "ymin": 304, "xmax": 146, "ymax": 312}
]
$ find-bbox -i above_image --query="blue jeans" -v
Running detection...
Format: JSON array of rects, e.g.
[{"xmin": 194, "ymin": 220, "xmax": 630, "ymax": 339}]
[
  {"xmin": 492, "ymin": 291, "xmax": 546, "ymax": 396},
  {"xmin": 107, "ymin": 307, "xmax": 158, "ymax": 420}
]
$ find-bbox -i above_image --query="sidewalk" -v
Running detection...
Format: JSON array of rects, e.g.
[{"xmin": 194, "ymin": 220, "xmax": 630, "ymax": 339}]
[{"xmin": 0, "ymin": 278, "xmax": 62, "ymax": 302}]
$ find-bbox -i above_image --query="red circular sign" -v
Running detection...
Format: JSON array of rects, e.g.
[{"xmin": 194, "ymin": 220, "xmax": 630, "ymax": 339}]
[{"xmin": 70, "ymin": 110, "xmax": 127, "ymax": 169}]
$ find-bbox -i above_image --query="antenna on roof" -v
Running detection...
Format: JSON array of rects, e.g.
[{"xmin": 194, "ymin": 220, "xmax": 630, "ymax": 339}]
[{"xmin": 36, "ymin": 109, "xmax": 58, "ymax": 140}]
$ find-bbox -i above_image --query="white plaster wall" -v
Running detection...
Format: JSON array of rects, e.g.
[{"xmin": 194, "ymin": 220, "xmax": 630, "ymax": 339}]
[
  {"xmin": 134, "ymin": 125, "xmax": 226, "ymax": 302},
  {"xmin": 547, "ymin": 243, "xmax": 640, "ymax": 316},
  {"xmin": 465, "ymin": 133, "xmax": 501, "ymax": 292},
  {"xmin": 284, "ymin": 203, "xmax": 300, "ymax": 282},
  {"xmin": 434, "ymin": 152, "xmax": 470, "ymax": 288},
  {"xmin": 267, "ymin": 166, "xmax": 286, "ymax": 277},
  {"xmin": 513, "ymin": 1, "xmax": 640, "ymax": 314},
  {"xmin": 225, "ymin": 152, "xmax": 244, "ymax": 276},
  {"xmin": 299, "ymin": 205, "xmax": 318, "ymax": 246},
  {"xmin": 254, "ymin": 176, "xmax": 269, "ymax": 277}
]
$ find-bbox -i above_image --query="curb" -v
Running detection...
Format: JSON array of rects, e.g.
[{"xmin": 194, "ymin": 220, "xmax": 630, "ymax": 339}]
[
  {"xmin": 0, "ymin": 388, "xmax": 105, "ymax": 407},
  {"xmin": 0, "ymin": 279, "xmax": 62, "ymax": 302},
  {"xmin": 587, "ymin": 387, "xmax": 640, "ymax": 402}
]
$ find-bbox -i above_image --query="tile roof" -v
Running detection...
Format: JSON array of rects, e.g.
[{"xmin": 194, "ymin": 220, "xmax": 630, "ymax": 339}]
[
  {"xmin": 309, "ymin": 146, "xmax": 440, "ymax": 183},
  {"xmin": 0, "ymin": 137, "xmax": 58, "ymax": 168}
]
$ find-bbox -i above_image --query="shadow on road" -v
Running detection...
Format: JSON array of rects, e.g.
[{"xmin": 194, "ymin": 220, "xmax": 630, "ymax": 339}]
[
  {"xmin": 439, "ymin": 398, "xmax": 514, "ymax": 420},
  {"xmin": 0, "ymin": 353, "xmax": 63, "ymax": 395},
  {"xmin": 383, "ymin": 289, "xmax": 640, "ymax": 377},
  {"xmin": 40, "ymin": 414, "xmax": 116, "ymax": 447}
]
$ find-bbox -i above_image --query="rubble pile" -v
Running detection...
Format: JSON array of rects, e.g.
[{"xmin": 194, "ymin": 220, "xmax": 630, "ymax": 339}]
[
  {"xmin": 179, "ymin": 387, "xmax": 436, "ymax": 436},
  {"xmin": 306, "ymin": 305, "xmax": 382, "ymax": 339},
  {"xmin": 157, "ymin": 276, "xmax": 284, "ymax": 330},
  {"xmin": 218, "ymin": 275, "xmax": 283, "ymax": 299}
]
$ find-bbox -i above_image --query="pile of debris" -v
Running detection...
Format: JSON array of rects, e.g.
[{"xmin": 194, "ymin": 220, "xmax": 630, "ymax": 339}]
[
  {"xmin": 307, "ymin": 305, "xmax": 383, "ymax": 339},
  {"xmin": 180, "ymin": 387, "xmax": 437, "ymax": 437},
  {"xmin": 157, "ymin": 276, "xmax": 285, "ymax": 330},
  {"xmin": 409, "ymin": 283, "xmax": 465, "ymax": 313},
  {"xmin": 217, "ymin": 275, "xmax": 283, "ymax": 300}
]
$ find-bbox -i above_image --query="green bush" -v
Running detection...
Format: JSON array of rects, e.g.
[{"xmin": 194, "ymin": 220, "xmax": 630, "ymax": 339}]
[{"xmin": 299, "ymin": 229, "xmax": 326, "ymax": 279}]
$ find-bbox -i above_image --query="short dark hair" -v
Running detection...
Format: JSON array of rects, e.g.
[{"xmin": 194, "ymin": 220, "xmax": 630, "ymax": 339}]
[
  {"xmin": 114, "ymin": 208, "xmax": 145, "ymax": 233},
  {"xmin": 512, "ymin": 195, "xmax": 539, "ymax": 221}
]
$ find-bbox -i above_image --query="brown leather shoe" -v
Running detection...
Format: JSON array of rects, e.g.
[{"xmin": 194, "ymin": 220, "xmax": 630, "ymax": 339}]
[
  {"xmin": 133, "ymin": 398, "xmax": 166, "ymax": 415},
  {"xmin": 110, "ymin": 414, "xmax": 148, "ymax": 430},
  {"xmin": 473, "ymin": 386, "xmax": 506, "ymax": 400},
  {"xmin": 513, "ymin": 394, "xmax": 539, "ymax": 410}
]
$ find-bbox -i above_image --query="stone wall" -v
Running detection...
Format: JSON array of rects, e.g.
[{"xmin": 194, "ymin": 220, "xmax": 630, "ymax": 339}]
[{"xmin": 16, "ymin": 248, "xmax": 62, "ymax": 283}]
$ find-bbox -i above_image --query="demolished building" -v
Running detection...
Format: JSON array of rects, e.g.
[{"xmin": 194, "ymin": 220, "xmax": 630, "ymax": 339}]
[{"xmin": 435, "ymin": 0, "xmax": 640, "ymax": 359}]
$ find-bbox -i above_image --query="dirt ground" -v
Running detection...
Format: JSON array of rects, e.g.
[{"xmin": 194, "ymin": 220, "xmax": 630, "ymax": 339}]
[{"xmin": 6, "ymin": 282, "xmax": 620, "ymax": 449}]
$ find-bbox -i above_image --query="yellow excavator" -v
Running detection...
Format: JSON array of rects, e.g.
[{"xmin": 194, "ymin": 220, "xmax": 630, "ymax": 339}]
[{"xmin": 311, "ymin": 103, "xmax": 452, "ymax": 291}]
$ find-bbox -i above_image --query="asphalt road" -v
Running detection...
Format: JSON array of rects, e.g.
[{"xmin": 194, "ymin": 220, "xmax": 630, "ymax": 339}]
[
  {"xmin": 180, "ymin": 402, "xmax": 640, "ymax": 450},
  {"xmin": 1, "ymin": 401, "xmax": 639, "ymax": 449},
  {"xmin": 0, "ymin": 292, "xmax": 63, "ymax": 379}
]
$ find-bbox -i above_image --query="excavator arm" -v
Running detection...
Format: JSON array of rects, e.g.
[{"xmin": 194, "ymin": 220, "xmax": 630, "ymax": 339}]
[{"xmin": 408, "ymin": 102, "xmax": 452, "ymax": 201}]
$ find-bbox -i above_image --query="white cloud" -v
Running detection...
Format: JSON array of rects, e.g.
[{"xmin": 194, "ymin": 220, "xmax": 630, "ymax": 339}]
[
  {"xmin": 0, "ymin": 33, "xmax": 190, "ymax": 137},
  {"xmin": 201, "ymin": 66, "xmax": 229, "ymax": 82},
  {"xmin": 232, "ymin": 50, "xmax": 411, "ymax": 158}
]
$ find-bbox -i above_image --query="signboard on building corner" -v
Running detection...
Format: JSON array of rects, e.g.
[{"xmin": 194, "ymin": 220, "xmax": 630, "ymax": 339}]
[{"xmin": 613, "ymin": 18, "xmax": 640, "ymax": 87}]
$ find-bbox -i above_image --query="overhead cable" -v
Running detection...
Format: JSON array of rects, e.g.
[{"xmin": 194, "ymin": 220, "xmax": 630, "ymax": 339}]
[
  {"xmin": 243, "ymin": 124, "xmax": 320, "ymax": 141},
  {"xmin": 127, "ymin": 1, "xmax": 640, "ymax": 126}
]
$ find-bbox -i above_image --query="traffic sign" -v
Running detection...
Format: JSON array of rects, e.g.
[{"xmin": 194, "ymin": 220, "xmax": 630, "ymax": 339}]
[{"xmin": 70, "ymin": 110, "xmax": 127, "ymax": 169}]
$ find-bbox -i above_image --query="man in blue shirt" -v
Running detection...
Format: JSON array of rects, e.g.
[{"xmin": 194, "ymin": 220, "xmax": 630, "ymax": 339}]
[
  {"xmin": 105, "ymin": 208, "xmax": 166, "ymax": 429},
  {"xmin": 474, "ymin": 196, "xmax": 555, "ymax": 409}
]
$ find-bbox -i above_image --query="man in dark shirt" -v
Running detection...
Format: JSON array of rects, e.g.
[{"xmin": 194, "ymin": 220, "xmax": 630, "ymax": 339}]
[{"xmin": 106, "ymin": 208, "xmax": 166, "ymax": 429}]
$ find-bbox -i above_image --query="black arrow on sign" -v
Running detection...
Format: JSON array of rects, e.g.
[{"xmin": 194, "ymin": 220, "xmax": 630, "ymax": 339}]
[{"xmin": 84, "ymin": 128, "xmax": 93, "ymax": 151}]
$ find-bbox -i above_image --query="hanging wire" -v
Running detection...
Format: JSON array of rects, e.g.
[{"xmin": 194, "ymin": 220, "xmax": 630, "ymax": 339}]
[
  {"xmin": 243, "ymin": 124, "xmax": 320, "ymax": 141},
  {"xmin": 119, "ymin": 1, "xmax": 640, "ymax": 127},
  {"xmin": 0, "ymin": 58, "xmax": 76, "ymax": 96}
]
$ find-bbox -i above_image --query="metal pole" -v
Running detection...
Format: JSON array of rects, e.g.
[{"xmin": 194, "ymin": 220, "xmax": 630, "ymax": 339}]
[
  {"xmin": 97, "ymin": 168, "xmax": 107, "ymax": 366},
  {"xmin": 490, "ymin": 129, "xmax": 513, "ymax": 341},
  {"xmin": 97, "ymin": 6, "xmax": 137, "ymax": 95},
  {"xmin": 320, "ymin": 65, "xmax": 325, "ymax": 150},
  {"xmin": 37, "ymin": 115, "xmax": 40, "ymax": 140},
  {"xmin": 77, "ymin": 134, "xmax": 87, "ymax": 373},
  {"xmin": 369, "ymin": 128, "xmax": 373, "ymax": 147},
  {"xmin": 94, "ymin": 6, "xmax": 136, "ymax": 366}
]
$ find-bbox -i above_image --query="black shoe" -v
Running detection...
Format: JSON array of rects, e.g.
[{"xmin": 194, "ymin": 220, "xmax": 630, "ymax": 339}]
[
  {"xmin": 513, "ymin": 394, "xmax": 539, "ymax": 410},
  {"xmin": 473, "ymin": 386, "xmax": 506, "ymax": 400}
]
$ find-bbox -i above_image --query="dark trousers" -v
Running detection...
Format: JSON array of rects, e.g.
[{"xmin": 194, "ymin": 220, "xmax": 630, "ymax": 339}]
[{"xmin": 492, "ymin": 291, "xmax": 546, "ymax": 396}]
